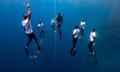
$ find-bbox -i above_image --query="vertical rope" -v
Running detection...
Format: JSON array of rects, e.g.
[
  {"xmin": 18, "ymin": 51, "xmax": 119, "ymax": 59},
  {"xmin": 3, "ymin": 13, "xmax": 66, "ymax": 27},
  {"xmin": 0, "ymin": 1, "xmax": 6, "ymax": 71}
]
[{"xmin": 54, "ymin": 0, "xmax": 57, "ymax": 72}]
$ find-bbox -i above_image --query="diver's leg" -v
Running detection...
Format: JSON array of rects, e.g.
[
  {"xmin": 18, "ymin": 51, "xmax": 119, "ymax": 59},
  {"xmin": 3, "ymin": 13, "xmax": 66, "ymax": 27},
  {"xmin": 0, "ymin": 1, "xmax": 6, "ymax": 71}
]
[
  {"xmin": 57, "ymin": 24, "xmax": 61, "ymax": 40},
  {"xmin": 81, "ymin": 28, "xmax": 84, "ymax": 37},
  {"xmin": 71, "ymin": 38, "xmax": 75, "ymax": 56},
  {"xmin": 25, "ymin": 34, "xmax": 32, "ymax": 56},
  {"xmin": 59, "ymin": 25, "xmax": 62, "ymax": 40},
  {"xmin": 88, "ymin": 42, "xmax": 93, "ymax": 55},
  {"xmin": 74, "ymin": 38, "xmax": 78, "ymax": 55},
  {"xmin": 72, "ymin": 38, "xmax": 76, "ymax": 48},
  {"xmin": 82, "ymin": 28, "xmax": 84, "ymax": 36},
  {"xmin": 82, "ymin": 29, "xmax": 84, "ymax": 36},
  {"xmin": 32, "ymin": 33, "xmax": 41, "ymax": 58},
  {"xmin": 74, "ymin": 38, "xmax": 78, "ymax": 48},
  {"xmin": 90, "ymin": 42, "xmax": 97, "ymax": 64},
  {"xmin": 71, "ymin": 38, "xmax": 78, "ymax": 56},
  {"xmin": 91, "ymin": 42, "xmax": 97, "ymax": 64},
  {"xmin": 80, "ymin": 28, "xmax": 82, "ymax": 37},
  {"xmin": 40, "ymin": 31, "xmax": 42, "ymax": 40},
  {"xmin": 57, "ymin": 24, "xmax": 59, "ymax": 32},
  {"xmin": 43, "ymin": 30, "xmax": 45, "ymax": 39},
  {"xmin": 32, "ymin": 33, "xmax": 40, "ymax": 46},
  {"xmin": 91, "ymin": 42, "xmax": 96, "ymax": 55},
  {"xmin": 41, "ymin": 31, "xmax": 43, "ymax": 39},
  {"xmin": 72, "ymin": 37, "xmax": 78, "ymax": 48},
  {"xmin": 58, "ymin": 25, "xmax": 60, "ymax": 34}
]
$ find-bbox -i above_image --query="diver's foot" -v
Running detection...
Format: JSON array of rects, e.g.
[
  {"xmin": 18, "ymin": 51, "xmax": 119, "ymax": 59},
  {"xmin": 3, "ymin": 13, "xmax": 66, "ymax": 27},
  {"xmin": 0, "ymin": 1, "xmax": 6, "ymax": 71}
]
[
  {"xmin": 33, "ymin": 55, "xmax": 38, "ymax": 59},
  {"xmin": 89, "ymin": 51, "xmax": 95, "ymax": 56},
  {"xmin": 92, "ymin": 51, "xmax": 95, "ymax": 56},
  {"xmin": 25, "ymin": 46, "xmax": 29, "ymax": 56},
  {"xmin": 73, "ymin": 48, "xmax": 77, "ymax": 56},
  {"xmin": 94, "ymin": 60, "xmax": 98, "ymax": 64},
  {"xmin": 59, "ymin": 37, "xmax": 62, "ymax": 40},
  {"xmin": 27, "ymin": 55, "xmax": 38, "ymax": 59},
  {"xmin": 34, "ymin": 47, "xmax": 40, "ymax": 58}
]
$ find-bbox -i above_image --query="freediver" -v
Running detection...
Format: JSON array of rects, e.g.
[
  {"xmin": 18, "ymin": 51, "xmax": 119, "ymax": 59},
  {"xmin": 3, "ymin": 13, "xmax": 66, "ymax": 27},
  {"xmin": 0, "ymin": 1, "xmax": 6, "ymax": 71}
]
[
  {"xmin": 71, "ymin": 25, "xmax": 80, "ymax": 56},
  {"xmin": 51, "ymin": 18, "xmax": 56, "ymax": 33},
  {"xmin": 22, "ymin": 3, "xmax": 41, "ymax": 58},
  {"xmin": 80, "ymin": 18, "xmax": 86, "ymax": 37},
  {"xmin": 56, "ymin": 13, "xmax": 63, "ymax": 40},
  {"xmin": 88, "ymin": 28, "xmax": 97, "ymax": 64},
  {"xmin": 37, "ymin": 21, "xmax": 45, "ymax": 42}
]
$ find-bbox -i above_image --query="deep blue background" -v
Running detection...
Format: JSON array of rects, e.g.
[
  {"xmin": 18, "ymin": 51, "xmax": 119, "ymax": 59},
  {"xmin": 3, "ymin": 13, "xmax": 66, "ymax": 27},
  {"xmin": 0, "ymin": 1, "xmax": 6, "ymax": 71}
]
[{"xmin": 0, "ymin": 0, "xmax": 120, "ymax": 72}]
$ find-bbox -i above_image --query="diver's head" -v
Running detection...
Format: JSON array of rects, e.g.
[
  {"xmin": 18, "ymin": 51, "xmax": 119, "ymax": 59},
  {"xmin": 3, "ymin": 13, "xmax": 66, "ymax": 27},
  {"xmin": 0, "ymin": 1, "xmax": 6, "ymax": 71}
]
[
  {"xmin": 23, "ymin": 14, "xmax": 27, "ymax": 19},
  {"xmin": 75, "ymin": 25, "xmax": 79, "ymax": 29},
  {"xmin": 92, "ymin": 28, "xmax": 96, "ymax": 32},
  {"xmin": 39, "ymin": 21, "xmax": 42, "ymax": 24},
  {"xmin": 58, "ymin": 13, "xmax": 61, "ymax": 16},
  {"xmin": 81, "ymin": 17, "xmax": 84, "ymax": 21},
  {"xmin": 27, "ymin": 3, "xmax": 30, "ymax": 7}
]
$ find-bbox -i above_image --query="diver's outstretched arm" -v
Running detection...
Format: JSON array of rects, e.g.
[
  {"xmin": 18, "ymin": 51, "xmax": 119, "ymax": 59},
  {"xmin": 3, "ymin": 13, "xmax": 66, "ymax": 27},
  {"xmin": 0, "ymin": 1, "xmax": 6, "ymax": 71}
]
[{"xmin": 27, "ymin": 3, "xmax": 31, "ymax": 20}]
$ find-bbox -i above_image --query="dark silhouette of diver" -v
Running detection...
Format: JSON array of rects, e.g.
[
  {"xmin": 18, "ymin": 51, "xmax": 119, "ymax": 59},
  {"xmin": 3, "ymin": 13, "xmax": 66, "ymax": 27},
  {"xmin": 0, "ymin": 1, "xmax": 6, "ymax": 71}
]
[
  {"xmin": 37, "ymin": 21, "xmax": 45, "ymax": 41},
  {"xmin": 22, "ymin": 3, "xmax": 41, "ymax": 58},
  {"xmin": 80, "ymin": 18, "xmax": 86, "ymax": 37},
  {"xmin": 71, "ymin": 25, "xmax": 80, "ymax": 56},
  {"xmin": 88, "ymin": 28, "xmax": 97, "ymax": 64},
  {"xmin": 56, "ymin": 13, "xmax": 63, "ymax": 40}
]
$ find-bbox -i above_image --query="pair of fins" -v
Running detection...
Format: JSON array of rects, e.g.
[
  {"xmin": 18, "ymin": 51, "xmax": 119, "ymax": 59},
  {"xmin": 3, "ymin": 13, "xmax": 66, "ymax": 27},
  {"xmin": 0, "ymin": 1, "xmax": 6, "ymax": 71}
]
[{"xmin": 25, "ymin": 46, "xmax": 41, "ymax": 59}]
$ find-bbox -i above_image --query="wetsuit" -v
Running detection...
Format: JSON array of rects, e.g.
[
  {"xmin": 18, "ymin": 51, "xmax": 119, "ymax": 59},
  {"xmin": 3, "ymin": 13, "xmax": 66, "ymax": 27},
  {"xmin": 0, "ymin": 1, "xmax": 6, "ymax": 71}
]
[
  {"xmin": 88, "ymin": 30, "xmax": 97, "ymax": 64},
  {"xmin": 88, "ymin": 31, "xmax": 96, "ymax": 54},
  {"xmin": 72, "ymin": 28, "xmax": 80, "ymax": 48},
  {"xmin": 71, "ymin": 27, "xmax": 80, "ymax": 56},
  {"xmin": 56, "ymin": 14, "xmax": 63, "ymax": 40}
]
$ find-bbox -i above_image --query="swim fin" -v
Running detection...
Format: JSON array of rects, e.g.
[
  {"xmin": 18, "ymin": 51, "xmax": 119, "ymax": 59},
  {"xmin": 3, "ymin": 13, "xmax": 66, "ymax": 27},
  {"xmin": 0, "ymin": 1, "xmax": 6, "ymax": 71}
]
[
  {"xmin": 34, "ymin": 47, "xmax": 41, "ymax": 58},
  {"xmin": 71, "ymin": 48, "xmax": 77, "ymax": 56},
  {"xmin": 25, "ymin": 47, "xmax": 29, "ymax": 56}
]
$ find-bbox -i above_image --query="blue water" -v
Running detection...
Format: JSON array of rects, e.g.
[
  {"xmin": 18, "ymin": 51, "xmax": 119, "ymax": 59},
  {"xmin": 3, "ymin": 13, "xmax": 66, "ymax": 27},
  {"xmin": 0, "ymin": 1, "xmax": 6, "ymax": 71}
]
[{"xmin": 0, "ymin": 0, "xmax": 120, "ymax": 72}]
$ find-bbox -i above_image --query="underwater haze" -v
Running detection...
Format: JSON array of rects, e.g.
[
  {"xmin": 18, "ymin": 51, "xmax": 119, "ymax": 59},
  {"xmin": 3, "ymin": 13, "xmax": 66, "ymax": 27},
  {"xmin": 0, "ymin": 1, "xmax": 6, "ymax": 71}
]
[{"xmin": 0, "ymin": 0, "xmax": 120, "ymax": 72}]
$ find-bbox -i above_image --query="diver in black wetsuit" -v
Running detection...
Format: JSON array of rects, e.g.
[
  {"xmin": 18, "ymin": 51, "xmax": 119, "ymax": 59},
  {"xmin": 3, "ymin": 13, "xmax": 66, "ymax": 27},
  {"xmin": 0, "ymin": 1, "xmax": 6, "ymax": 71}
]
[
  {"xmin": 56, "ymin": 13, "xmax": 63, "ymax": 40},
  {"xmin": 22, "ymin": 3, "xmax": 41, "ymax": 58},
  {"xmin": 71, "ymin": 25, "xmax": 80, "ymax": 56},
  {"xmin": 88, "ymin": 28, "xmax": 97, "ymax": 64}
]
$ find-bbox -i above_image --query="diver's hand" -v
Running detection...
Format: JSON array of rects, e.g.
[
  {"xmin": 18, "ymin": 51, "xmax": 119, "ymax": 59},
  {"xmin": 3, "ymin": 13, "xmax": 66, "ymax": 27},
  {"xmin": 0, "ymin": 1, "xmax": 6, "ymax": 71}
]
[{"xmin": 27, "ymin": 3, "xmax": 30, "ymax": 8}]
